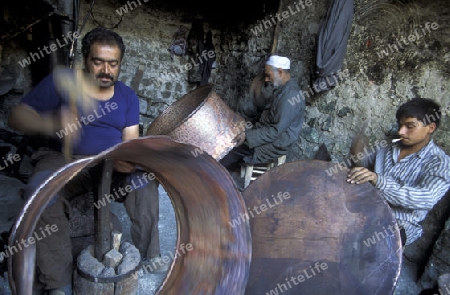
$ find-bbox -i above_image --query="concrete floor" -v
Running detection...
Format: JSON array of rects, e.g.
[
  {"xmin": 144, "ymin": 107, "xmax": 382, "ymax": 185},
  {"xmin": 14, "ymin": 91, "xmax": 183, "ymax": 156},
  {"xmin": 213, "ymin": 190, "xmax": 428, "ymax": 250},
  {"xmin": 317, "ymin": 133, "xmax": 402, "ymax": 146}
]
[{"xmin": 0, "ymin": 172, "xmax": 420, "ymax": 295}]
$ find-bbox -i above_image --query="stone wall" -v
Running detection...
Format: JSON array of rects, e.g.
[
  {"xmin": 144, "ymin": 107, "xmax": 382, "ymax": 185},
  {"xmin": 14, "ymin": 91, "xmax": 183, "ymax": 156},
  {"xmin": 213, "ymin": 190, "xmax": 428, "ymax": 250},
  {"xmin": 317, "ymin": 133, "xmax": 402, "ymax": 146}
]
[
  {"xmin": 76, "ymin": 0, "xmax": 220, "ymax": 133},
  {"xmin": 0, "ymin": 41, "xmax": 33, "ymax": 129},
  {"xmin": 1, "ymin": 0, "xmax": 448, "ymax": 154},
  {"xmin": 216, "ymin": 0, "xmax": 450, "ymax": 162}
]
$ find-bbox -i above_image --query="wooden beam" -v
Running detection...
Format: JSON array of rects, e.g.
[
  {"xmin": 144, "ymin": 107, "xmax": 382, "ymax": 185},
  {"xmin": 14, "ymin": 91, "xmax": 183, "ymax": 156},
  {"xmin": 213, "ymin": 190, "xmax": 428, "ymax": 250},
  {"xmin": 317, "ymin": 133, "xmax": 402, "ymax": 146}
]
[
  {"xmin": 94, "ymin": 159, "xmax": 114, "ymax": 261},
  {"xmin": 271, "ymin": 0, "xmax": 284, "ymax": 54},
  {"xmin": 131, "ymin": 64, "xmax": 145, "ymax": 92}
]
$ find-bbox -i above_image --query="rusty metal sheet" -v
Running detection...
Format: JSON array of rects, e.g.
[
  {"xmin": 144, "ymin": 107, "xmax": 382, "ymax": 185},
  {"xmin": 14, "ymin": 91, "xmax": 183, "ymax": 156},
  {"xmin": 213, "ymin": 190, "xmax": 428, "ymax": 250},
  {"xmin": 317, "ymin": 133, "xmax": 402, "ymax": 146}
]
[
  {"xmin": 8, "ymin": 136, "xmax": 252, "ymax": 295},
  {"xmin": 146, "ymin": 84, "xmax": 245, "ymax": 160},
  {"xmin": 242, "ymin": 160, "xmax": 402, "ymax": 295}
]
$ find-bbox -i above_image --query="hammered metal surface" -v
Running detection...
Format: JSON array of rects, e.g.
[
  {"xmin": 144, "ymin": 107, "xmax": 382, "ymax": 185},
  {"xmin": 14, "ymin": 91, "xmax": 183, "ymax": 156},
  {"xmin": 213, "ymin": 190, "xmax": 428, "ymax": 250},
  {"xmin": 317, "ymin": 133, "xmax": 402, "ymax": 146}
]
[
  {"xmin": 8, "ymin": 137, "xmax": 252, "ymax": 295},
  {"xmin": 146, "ymin": 84, "xmax": 245, "ymax": 160},
  {"xmin": 242, "ymin": 160, "xmax": 402, "ymax": 295}
]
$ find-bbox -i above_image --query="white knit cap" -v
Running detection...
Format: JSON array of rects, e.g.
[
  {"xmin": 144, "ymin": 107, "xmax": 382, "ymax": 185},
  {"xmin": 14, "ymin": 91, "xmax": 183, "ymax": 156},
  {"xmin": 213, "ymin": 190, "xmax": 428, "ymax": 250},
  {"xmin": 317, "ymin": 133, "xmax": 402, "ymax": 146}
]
[{"xmin": 266, "ymin": 55, "xmax": 290, "ymax": 69}]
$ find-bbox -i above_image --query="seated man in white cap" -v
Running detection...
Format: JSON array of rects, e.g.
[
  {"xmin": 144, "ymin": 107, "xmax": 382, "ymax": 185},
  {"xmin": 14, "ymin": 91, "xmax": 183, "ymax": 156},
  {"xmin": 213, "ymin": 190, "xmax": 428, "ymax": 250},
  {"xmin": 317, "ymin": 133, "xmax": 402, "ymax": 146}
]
[{"xmin": 221, "ymin": 55, "xmax": 305, "ymax": 172}]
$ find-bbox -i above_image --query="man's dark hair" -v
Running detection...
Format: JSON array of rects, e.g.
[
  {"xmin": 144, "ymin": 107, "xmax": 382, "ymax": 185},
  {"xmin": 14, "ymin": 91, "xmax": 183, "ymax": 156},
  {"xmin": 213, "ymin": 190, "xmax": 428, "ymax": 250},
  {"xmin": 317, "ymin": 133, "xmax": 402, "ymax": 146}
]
[
  {"xmin": 396, "ymin": 98, "xmax": 442, "ymax": 129},
  {"xmin": 81, "ymin": 27, "xmax": 126, "ymax": 60}
]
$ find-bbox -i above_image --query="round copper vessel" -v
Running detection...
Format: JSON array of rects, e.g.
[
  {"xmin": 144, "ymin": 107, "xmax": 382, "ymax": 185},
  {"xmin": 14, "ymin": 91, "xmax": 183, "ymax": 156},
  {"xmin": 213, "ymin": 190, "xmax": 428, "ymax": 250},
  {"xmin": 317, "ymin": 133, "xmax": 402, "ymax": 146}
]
[
  {"xmin": 8, "ymin": 137, "xmax": 252, "ymax": 295},
  {"xmin": 146, "ymin": 84, "xmax": 245, "ymax": 160},
  {"xmin": 242, "ymin": 160, "xmax": 402, "ymax": 294}
]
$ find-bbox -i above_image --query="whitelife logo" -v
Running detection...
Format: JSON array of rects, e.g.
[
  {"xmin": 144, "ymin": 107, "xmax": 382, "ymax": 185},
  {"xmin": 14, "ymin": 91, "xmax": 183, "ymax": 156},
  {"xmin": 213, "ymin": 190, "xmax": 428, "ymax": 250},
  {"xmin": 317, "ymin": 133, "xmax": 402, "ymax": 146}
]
[
  {"xmin": 265, "ymin": 262, "xmax": 328, "ymax": 295},
  {"xmin": 363, "ymin": 222, "xmax": 401, "ymax": 247},
  {"xmin": 56, "ymin": 102, "xmax": 118, "ymax": 139},
  {"xmin": 116, "ymin": 0, "xmax": 149, "ymax": 16},
  {"xmin": 229, "ymin": 192, "xmax": 291, "ymax": 228},
  {"xmin": 0, "ymin": 224, "xmax": 58, "ymax": 262},
  {"xmin": 131, "ymin": 243, "xmax": 193, "ymax": 279},
  {"xmin": 376, "ymin": 22, "xmax": 439, "ymax": 58},
  {"xmin": 18, "ymin": 31, "xmax": 80, "ymax": 68},
  {"xmin": 93, "ymin": 172, "xmax": 156, "ymax": 209},
  {"xmin": 0, "ymin": 153, "xmax": 21, "ymax": 171},
  {"xmin": 251, "ymin": 0, "xmax": 314, "ymax": 36}
]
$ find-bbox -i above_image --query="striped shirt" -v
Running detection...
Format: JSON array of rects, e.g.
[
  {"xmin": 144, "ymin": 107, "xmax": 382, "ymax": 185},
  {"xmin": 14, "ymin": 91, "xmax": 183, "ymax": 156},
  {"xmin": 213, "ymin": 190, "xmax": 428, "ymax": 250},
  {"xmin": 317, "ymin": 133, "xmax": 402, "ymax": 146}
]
[{"xmin": 362, "ymin": 139, "xmax": 450, "ymax": 245}]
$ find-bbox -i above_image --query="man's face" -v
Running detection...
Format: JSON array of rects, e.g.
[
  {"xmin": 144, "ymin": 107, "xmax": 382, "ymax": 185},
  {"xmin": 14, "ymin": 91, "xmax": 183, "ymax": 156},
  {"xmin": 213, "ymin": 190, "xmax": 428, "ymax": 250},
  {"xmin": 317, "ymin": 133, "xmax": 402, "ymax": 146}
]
[
  {"xmin": 397, "ymin": 116, "xmax": 436, "ymax": 147},
  {"xmin": 85, "ymin": 43, "xmax": 121, "ymax": 88},
  {"xmin": 264, "ymin": 65, "xmax": 282, "ymax": 88}
]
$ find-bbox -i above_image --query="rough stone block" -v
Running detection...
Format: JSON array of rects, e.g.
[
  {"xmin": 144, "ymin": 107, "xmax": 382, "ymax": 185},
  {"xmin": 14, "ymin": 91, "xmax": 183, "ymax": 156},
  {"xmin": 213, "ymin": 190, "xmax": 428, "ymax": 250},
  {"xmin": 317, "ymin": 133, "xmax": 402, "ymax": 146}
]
[
  {"xmin": 118, "ymin": 242, "xmax": 141, "ymax": 275},
  {"xmin": 103, "ymin": 249, "xmax": 123, "ymax": 269},
  {"xmin": 77, "ymin": 245, "xmax": 105, "ymax": 276},
  {"xmin": 100, "ymin": 267, "xmax": 116, "ymax": 277}
]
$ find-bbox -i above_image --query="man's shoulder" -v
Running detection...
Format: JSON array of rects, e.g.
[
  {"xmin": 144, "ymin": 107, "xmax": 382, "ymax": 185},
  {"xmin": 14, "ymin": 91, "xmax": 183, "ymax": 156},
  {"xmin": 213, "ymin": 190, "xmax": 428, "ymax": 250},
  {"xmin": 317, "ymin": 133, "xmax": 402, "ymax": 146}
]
[
  {"xmin": 285, "ymin": 78, "xmax": 301, "ymax": 92},
  {"xmin": 278, "ymin": 79, "xmax": 303, "ymax": 107},
  {"xmin": 115, "ymin": 80, "xmax": 134, "ymax": 93},
  {"xmin": 425, "ymin": 140, "xmax": 450, "ymax": 166},
  {"xmin": 114, "ymin": 81, "xmax": 138, "ymax": 99},
  {"xmin": 428, "ymin": 141, "xmax": 450, "ymax": 162}
]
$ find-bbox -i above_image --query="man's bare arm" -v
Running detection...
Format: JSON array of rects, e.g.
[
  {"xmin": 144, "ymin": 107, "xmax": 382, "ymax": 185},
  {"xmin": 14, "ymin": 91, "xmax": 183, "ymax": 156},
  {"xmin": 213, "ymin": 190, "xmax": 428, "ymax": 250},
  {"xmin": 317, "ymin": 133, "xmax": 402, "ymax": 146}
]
[
  {"xmin": 9, "ymin": 103, "xmax": 57, "ymax": 136},
  {"xmin": 122, "ymin": 124, "xmax": 139, "ymax": 141},
  {"xmin": 113, "ymin": 124, "xmax": 140, "ymax": 173}
]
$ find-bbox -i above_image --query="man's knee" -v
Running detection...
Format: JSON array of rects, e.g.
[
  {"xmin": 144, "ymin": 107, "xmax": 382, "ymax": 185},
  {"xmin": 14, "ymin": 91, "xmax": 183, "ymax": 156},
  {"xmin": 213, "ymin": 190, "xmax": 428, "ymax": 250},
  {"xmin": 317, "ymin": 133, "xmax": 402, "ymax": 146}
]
[
  {"xmin": 30, "ymin": 151, "xmax": 66, "ymax": 176},
  {"xmin": 25, "ymin": 171, "xmax": 62, "ymax": 209}
]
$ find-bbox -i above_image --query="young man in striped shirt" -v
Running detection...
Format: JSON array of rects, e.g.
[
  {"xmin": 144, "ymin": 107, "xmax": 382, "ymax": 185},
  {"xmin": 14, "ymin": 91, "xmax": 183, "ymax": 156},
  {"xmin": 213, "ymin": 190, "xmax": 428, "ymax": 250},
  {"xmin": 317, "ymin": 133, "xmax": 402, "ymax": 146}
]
[{"xmin": 347, "ymin": 98, "xmax": 450, "ymax": 246}]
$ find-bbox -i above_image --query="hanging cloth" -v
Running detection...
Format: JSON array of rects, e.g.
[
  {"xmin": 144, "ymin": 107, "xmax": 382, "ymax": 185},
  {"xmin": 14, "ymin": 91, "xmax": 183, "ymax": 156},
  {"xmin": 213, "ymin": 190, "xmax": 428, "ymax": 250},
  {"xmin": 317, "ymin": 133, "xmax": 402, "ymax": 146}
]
[{"xmin": 312, "ymin": 0, "xmax": 354, "ymax": 93}]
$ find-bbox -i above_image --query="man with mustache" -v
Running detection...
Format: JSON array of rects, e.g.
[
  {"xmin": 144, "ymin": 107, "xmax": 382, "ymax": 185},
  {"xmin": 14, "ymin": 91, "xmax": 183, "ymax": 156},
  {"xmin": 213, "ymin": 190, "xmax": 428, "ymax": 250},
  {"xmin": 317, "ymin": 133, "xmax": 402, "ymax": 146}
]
[
  {"xmin": 220, "ymin": 55, "xmax": 305, "ymax": 177},
  {"xmin": 9, "ymin": 27, "xmax": 166, "ymax": 294},
  {"xmin": 347, "ymin": 98, "xmax": 450, "ymax": 246}
]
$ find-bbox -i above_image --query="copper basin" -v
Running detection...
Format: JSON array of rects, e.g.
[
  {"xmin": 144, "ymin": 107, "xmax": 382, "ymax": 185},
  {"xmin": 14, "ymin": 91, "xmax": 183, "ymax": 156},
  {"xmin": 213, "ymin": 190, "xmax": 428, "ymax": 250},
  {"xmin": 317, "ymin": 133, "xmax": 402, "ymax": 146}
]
[{"xmin": 146, "ymin": 84, "xmax": 245, "ymax": 160}]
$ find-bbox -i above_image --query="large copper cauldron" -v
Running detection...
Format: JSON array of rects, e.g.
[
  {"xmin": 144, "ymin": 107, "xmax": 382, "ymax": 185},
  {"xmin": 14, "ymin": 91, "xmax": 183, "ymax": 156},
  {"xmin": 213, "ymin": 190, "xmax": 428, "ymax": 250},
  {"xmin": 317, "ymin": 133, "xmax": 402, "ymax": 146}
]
[
  {"xmin": 146, "ymin": 84, "xmax": 245, "ymax": 160},
  {"xmin": 8, "ymin": 137, "xmax": 252, "ymax": 295}
]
